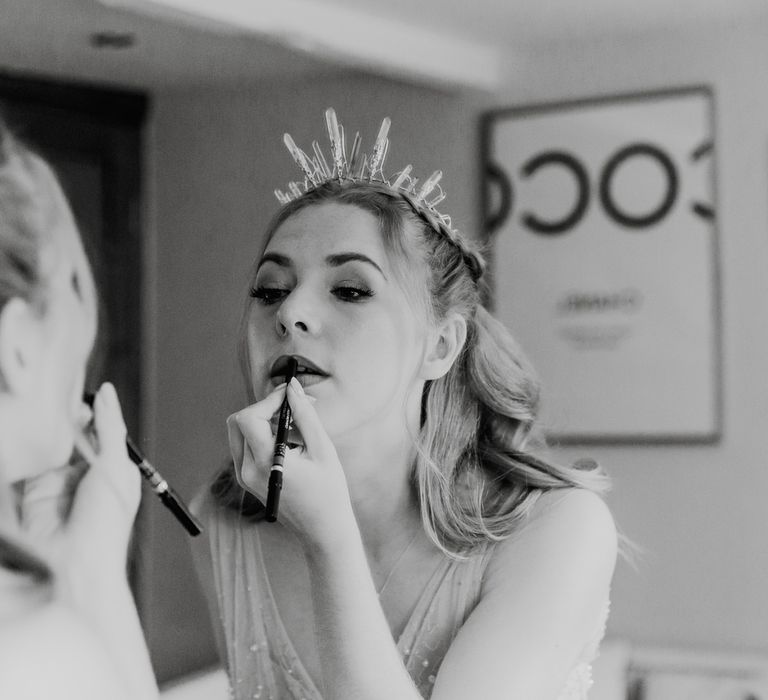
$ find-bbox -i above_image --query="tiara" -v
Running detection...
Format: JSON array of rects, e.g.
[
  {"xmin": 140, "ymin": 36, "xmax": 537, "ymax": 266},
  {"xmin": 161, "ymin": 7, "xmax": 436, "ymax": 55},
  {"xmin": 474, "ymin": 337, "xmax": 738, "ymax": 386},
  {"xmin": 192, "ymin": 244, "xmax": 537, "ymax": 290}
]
[{"xmin": 274, "ymin": 108, "xmax": 484, "ymax": 282}]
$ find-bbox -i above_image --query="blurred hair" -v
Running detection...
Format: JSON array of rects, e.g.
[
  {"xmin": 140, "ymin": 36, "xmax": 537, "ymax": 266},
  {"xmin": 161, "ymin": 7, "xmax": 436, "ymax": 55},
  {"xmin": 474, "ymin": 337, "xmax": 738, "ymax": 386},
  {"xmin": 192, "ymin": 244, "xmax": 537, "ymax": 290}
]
[
  {"xmin": 211, "ymin": 181, "xmax": 609, "ymax": 554},
  {"xmin": 0, "ymin": 119, "xmax": 61, "ymax": 320}
]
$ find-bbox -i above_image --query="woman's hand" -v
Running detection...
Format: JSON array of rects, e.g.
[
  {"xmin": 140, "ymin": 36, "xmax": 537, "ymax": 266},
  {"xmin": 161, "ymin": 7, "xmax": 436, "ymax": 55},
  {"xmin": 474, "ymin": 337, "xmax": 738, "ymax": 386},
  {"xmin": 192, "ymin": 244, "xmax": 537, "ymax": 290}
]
[
  {"xmin": 61, "ymin": 382, "xmax": 141, "ymax": 577},
  {"xmin": 227, "ymin": 378, "xmax": 355, "ymax": 548},
  {"xmin": 39, "ymin": 382, "xmax": 158, "ymax": 699}
]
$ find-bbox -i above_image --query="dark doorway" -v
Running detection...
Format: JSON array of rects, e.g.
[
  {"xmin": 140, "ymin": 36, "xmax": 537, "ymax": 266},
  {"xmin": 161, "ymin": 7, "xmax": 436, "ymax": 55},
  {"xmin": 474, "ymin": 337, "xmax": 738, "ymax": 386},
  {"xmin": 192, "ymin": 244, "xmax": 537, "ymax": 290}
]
[{"xmin": 0, "ymin": 70, "xmax": 148, "ymax": 604}]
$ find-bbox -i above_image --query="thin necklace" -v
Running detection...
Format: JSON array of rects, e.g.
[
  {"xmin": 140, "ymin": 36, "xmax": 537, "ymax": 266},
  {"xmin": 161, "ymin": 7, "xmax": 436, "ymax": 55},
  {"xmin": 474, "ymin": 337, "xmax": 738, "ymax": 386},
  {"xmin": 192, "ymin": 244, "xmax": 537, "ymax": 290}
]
[{"xmin": 376, "ymin": 529, "xmax": 420, "ymax": 598}]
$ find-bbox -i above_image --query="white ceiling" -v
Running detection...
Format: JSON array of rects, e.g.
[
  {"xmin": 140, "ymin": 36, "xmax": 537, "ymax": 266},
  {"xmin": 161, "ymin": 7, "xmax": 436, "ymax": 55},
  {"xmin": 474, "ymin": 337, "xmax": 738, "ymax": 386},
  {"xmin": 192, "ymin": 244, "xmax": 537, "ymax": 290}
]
[
  {"xmin": 0, "ymin": 0, "xmax": 766, "ymax": 92},
  {"xmin": 321, "ymin": 0, "xmax": 768, "ymax": 45},
  {"xmin": 0, "ymin": 0, "xmax": 338, "ymax": 90}
]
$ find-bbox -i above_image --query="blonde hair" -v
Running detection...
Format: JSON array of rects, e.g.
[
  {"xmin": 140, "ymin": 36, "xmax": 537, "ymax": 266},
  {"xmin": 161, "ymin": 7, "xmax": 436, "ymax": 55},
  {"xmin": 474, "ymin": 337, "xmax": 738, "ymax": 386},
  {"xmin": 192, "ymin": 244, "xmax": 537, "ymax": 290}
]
[{"xmin": 212, "ymin": 182, "xmax": 609, "ymax": 553}]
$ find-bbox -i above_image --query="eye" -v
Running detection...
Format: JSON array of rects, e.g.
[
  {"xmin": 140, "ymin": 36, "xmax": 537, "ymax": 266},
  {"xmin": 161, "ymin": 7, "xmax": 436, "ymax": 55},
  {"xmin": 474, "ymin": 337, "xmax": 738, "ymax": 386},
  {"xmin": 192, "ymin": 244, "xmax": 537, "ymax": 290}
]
[
  {"xmin": 250, "ymin": 286, "xmax": 289, "ymax": 305},
  {"xmin": 332, "ymin": 285, "xmax": 374, "ymax": 302}
]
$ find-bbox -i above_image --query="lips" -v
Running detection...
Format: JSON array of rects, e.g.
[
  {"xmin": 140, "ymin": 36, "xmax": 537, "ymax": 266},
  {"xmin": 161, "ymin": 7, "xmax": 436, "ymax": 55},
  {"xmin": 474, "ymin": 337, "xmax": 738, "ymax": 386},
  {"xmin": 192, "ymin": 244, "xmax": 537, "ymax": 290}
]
[{"xmin": 270, "ymin": 354, "xmax": 329, "ymax": 383}]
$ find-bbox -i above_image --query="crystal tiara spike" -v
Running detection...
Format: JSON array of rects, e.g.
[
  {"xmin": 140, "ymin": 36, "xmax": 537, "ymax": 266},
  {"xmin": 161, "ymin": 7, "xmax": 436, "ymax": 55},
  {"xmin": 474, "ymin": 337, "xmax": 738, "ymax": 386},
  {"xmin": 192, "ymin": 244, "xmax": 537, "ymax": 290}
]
[{"xmin": 274, "ymin": 108, "xmax": 462, "ymax": 246}]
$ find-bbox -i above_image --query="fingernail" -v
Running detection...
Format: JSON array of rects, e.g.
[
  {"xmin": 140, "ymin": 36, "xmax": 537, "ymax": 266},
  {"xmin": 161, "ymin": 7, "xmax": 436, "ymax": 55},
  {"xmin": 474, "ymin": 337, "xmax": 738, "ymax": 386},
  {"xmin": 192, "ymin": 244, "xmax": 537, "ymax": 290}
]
[
  {"xmin": 76, "ymin": 405, "xmax": 94, "ymax": 430},
  {"xmin": 289, "ymin": 377, "xmax": 304, "ymax": 394},
  {"xmin": 100, "ymin": 382, "xmax": 117, "ymax": 403}
]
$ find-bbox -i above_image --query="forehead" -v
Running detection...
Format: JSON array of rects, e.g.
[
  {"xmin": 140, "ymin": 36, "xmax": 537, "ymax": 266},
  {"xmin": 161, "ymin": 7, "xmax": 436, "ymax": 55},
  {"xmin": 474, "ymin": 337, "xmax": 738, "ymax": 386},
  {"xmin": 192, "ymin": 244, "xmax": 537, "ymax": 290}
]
[{"xmin": 266, "ymin": 203, "xmax": 386, "ymax": 260}]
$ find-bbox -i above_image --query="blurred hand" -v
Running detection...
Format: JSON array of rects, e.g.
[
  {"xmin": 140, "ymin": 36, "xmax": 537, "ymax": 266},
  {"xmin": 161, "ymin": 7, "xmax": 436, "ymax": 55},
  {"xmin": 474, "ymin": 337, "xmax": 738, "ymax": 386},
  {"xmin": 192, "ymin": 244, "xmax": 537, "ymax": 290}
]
[
  {"xmin": 228, "ymin": 378, "xmax": 355, "ymax": 548},
  {"xmin": 20, "ymin": 460, "xmax": 87, "ymax": 540},
  {"xmin": 24, "ymin": 382, "xmax": 141, "ymax": 579}
]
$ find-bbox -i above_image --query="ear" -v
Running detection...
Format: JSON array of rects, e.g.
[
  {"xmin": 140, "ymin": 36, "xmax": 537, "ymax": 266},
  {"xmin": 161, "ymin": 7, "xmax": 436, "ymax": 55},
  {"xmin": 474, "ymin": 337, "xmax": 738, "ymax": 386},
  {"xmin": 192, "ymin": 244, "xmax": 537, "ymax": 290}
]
[
  {"xmin": 420, "ymin": 312, "xmax": 467, "ymax": 381},
  {"xmin": 0, "ymin": 297, "xmax": 42, "ymax": 395}
]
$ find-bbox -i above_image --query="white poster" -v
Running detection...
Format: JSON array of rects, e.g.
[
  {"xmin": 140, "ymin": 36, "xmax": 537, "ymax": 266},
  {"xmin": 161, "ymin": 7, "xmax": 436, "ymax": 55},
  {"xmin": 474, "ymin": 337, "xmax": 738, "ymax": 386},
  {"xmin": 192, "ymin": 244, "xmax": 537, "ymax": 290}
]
[{"xmin": 483, "ymin": 88, "xmax": 720, "ymax": 442}]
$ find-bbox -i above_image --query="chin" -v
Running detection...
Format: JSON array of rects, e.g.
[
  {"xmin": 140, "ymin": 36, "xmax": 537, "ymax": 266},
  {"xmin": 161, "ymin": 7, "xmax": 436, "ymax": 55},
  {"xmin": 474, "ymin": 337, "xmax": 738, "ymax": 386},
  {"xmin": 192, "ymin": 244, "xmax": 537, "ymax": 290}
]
[
  {"xmin": 46, "ymin": 424, "xmax": 78, "ymax": 467},
  {"xmin": 53, "ymin": 442, "xmax": 78, "ymax": 471}
]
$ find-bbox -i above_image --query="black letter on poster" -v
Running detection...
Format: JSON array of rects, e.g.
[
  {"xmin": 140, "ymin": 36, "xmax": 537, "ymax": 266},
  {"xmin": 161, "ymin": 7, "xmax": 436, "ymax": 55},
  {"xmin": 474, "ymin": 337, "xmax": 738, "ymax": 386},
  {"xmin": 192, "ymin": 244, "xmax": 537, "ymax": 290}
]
[
  {"xmin": 599, "ymin": 143, "xmax": 678, "ymax": 229},
  {"xmin": 520, "ymin": 151, "xmax": 590, "ymax": 235}
]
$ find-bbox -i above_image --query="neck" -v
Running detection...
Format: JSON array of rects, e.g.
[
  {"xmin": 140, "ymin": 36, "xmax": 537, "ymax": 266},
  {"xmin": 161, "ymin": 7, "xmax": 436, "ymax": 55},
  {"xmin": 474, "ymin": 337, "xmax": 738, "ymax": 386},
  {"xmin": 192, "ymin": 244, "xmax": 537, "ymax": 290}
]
[{"xmin": 333, "ymin": 421, "xmax": 422, "ymax": 561}]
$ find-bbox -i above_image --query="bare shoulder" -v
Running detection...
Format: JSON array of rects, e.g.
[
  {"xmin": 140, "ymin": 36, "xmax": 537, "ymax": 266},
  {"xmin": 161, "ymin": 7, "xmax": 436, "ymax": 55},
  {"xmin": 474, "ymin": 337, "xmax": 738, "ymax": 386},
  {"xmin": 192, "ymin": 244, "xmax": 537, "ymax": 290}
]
[
  {"xmin": 432, "ymin": 490, "xmax": 616, "ymax": 697},
  {"xmin": 0, "ymin": 602, "xmax": 126, "ymax": 699},
  {"xmin": 486, "ymin": 488, "xmax": 617, "ymax": 594},
  {"xmin": 531, "ymin": 488, "xmax": 616, "ymax": 543}
]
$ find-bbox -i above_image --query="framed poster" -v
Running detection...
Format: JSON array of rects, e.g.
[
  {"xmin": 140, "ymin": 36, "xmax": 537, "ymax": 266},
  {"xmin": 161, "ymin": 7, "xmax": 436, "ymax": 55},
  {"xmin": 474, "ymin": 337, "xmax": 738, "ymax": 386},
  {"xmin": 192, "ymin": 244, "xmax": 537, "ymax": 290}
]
[{"xmin": 482, "ymin": 87, "xmax": 721, "ymax": 443}]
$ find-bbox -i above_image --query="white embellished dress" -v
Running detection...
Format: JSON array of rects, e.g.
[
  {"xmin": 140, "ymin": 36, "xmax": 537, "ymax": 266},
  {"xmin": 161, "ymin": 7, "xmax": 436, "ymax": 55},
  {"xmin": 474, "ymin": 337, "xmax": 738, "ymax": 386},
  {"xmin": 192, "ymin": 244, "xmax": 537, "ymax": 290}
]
[{"xmin": 200, "ymin": 499, "xmax": 609, "ymax": 700}]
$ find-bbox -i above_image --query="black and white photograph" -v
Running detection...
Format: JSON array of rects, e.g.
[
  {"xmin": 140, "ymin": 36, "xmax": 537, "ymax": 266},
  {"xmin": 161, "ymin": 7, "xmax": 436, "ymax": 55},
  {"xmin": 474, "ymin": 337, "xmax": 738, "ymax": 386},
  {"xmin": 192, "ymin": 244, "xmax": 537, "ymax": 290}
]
[{"xmin": 0, "ymin": 2, "xmax": 766, "ymax": 699}]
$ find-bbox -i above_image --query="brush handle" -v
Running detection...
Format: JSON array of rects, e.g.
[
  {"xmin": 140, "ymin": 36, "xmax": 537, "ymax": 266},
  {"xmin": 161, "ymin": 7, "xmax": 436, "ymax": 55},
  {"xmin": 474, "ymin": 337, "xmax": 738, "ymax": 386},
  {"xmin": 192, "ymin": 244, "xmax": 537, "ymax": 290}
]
[
  {"xmin": 265, "ymin": 468, "xmax": 283, "ymax": 522},
  {"xmin": 266, "ymin": 358, "xmax": 298, "ymax": 523},
  {"xmin": 84, "ymin": 391, "xmax": 203, "ymax": 537},
  {"xmin": 158, "ymin": 487, "xmax": 203, "ymax": 536}
]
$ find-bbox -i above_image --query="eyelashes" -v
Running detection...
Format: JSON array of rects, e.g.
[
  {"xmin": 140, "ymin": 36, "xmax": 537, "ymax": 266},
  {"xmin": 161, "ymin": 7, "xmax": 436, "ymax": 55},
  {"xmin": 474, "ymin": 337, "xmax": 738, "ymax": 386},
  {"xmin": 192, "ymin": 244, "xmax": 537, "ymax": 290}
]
[
  {"xmin": 249, "ymin": 285, "xmax": 374, "ymax": 305},
  {"xmin": 249, "ymin": 286, "xmax": 287, "ymax": 304},
  {"xmin": 332, "ymin": 285, "xmax": 374, "ymax": 302}
]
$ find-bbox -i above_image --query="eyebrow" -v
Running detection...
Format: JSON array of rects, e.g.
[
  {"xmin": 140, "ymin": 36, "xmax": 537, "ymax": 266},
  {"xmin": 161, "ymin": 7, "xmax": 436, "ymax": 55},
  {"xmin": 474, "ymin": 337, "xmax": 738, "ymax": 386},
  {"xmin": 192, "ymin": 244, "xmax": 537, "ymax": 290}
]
[
  {"xmin": 257, "ymin": 251, "xmax": 387, "ymax": 278},
  {"xmin": 257, "ymin": 252, "xmax": 291, "ymax": 270},
  {"xmin": 326, "ymin": 252, "xmax": 386, "ymax": 278}
]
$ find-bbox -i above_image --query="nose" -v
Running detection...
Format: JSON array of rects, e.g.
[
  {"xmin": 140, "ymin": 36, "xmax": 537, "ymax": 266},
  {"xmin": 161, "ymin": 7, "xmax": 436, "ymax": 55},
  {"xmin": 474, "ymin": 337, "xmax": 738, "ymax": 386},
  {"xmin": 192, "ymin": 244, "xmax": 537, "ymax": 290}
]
[{"xmin": 275, "ymin": 290, "xmax": 317, "ymax": 337}]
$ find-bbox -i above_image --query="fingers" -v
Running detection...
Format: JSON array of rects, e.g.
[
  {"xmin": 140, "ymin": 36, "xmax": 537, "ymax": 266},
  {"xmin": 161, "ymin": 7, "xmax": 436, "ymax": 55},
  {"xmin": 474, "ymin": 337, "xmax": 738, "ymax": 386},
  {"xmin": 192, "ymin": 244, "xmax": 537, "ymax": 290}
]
[
  {"xmin": 227, "ymin": 418, "xmax": 260, "ymax": 493},
  {"xmin": 73, "ymin": 431, "xmax": 97, "ymax": 464},
  {"xmin": 238, "ymin": 442, "xmax": 263, "ymax": 496},
  {"xmin": 227, "ymin": 384, "xmax": 288, "ymax": 493},
  {"xmin": 238, "ymin": 383, "xmax": 287, "ymax": 421},
  {"xmin": 232, "ymin": 384, "xmax": 286, "ymax": 442},
  {"xmin": 70, "ymin": 383, "xmax": 141, "ymax": 525},
  {"xmin": 226, "ymin": 414, "xmax": 246, "ymax": 471},
  {"xmin": 286, "ymin": 378, "xmax": 335, "ymax": 459},
  {"xmin": 91, "ymin": 382, "xmax": 127, "ymax": 456},
  {"xmin": 73, "ymin": 382, "xmax": 126, "ymax": 464}
]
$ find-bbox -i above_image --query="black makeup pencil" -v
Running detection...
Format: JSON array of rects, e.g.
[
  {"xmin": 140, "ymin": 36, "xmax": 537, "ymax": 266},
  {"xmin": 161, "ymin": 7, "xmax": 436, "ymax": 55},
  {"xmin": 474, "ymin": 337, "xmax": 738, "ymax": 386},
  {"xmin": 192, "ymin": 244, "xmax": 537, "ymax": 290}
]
[
  {"xmin": 83, "ymin": 392, "xmax": 203, "ymax": 537},
  {"xmin": 266, "ymin": 357, "xmax": 298, "ymax": 523}
]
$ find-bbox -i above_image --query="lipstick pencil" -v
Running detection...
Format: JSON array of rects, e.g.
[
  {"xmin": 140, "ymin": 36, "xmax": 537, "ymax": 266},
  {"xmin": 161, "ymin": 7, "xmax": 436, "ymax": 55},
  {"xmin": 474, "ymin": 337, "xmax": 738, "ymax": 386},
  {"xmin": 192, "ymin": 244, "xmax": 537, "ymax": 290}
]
[
  {"xmin": 266, "ymin": 357, "xmax": 298, "ymax": 523},
  {"xmin": 83, "ymin": 392, "xmax": 203, "ymax": 537}
]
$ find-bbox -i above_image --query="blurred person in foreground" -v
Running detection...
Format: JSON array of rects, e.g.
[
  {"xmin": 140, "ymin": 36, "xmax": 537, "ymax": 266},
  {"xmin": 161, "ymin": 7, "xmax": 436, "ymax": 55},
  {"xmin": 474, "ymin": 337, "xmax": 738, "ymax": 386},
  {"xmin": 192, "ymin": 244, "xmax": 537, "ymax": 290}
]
[{"xmin": 0, "ymin": 119, "xmax": 158, "ymax": 699}]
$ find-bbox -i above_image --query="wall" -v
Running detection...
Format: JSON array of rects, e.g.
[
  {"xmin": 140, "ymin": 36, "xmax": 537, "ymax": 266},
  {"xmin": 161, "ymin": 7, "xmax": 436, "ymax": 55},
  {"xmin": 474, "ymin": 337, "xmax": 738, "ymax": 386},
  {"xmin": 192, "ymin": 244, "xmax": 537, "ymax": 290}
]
[
  {"xmin": 519, "ymin": 22, "xmax": 768, "ymax": 650},
  {"xmin": 147, "ymin": 16, "xmax": 768, "ymax": 680}
]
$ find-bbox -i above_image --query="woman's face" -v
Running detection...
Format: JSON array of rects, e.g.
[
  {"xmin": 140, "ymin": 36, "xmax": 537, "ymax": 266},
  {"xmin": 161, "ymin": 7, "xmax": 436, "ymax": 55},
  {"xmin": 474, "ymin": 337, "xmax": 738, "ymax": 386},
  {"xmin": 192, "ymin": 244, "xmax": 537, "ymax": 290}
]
[
  {"xmin": 13, "ymin": 188, "xmax": 98, "ymax": 481},
  {"xmin": 245, "ymin": 202, "xmax": 431, "ymax": 444}
]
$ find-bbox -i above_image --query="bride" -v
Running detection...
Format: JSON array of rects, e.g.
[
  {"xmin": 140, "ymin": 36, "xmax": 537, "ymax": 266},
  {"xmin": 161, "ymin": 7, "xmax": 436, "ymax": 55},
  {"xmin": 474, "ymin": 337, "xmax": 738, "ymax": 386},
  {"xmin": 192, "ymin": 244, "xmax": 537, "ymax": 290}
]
[{"xmin": 193, "ymin": 108, "xmax": 616, "ymax": 699}]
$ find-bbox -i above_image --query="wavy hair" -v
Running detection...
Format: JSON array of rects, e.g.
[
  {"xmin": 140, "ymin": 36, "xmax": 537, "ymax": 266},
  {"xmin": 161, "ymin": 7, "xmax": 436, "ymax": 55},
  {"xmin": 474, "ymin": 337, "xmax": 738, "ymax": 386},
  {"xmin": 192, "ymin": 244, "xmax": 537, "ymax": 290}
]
[{"xmin": 212, "ymin": 181, "xmax": 609, "ymax": 553}]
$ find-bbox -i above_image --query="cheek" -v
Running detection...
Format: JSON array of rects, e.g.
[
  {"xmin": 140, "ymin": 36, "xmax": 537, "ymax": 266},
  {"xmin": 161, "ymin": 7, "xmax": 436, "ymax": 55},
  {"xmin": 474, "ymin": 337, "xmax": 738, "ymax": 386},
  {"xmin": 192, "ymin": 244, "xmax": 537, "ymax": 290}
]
[
  {"xmin": 55, "ymin": 313, "xmax": 92, "ymax": 417},
  {"xmin": 342, "ymin": 319, "xmax": 423, "ymax": 393},
  {"xmin": 68, "ymin": 323, "xmax": 91, "ymax": 388},
  {"xmin": 246, "ymin": 321, "xmax": 269, "ymax": 362},
  {"xmin": 356, "ymin": 310, "xmax": 422, "ymax": 357},
  {"xmin": 245, "ymin": 326, "xmax": 274, "ymax": 395}
]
